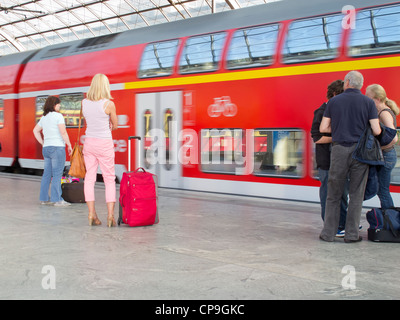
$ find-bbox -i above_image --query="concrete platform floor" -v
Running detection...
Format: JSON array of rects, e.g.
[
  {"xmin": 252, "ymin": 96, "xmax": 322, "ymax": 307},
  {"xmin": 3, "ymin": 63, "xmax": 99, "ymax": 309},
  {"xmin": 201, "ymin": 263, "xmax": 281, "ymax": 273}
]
[{"xmin": 0, "ymin": 172, "xmax": 399, "ymax": 300}]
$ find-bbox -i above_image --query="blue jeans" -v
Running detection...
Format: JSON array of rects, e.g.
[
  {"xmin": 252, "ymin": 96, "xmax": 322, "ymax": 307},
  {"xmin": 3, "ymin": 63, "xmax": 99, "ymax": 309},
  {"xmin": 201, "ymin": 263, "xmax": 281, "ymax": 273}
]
[
  {"xmin": 377, "ymin": 148, "xmax": 397, "ymax": 209},
  {"xmin": 318, "ymin": 168, "xmax": 349, "ymax": 230},
  {"xmin": 40, "ymin": 146, "xmax": 66, "ymax": 202}
]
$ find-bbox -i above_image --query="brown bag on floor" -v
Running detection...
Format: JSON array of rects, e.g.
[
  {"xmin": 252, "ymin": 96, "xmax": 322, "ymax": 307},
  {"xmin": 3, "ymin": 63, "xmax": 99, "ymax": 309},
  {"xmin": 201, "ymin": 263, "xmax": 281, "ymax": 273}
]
[{"xmin": 68, "ymin": 104, "xmax": 86, "ymax": 179}]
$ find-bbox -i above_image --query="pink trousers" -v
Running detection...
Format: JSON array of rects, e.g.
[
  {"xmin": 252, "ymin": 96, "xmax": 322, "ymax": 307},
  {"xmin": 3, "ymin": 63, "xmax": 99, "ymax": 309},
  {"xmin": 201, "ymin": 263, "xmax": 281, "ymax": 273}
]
[{"xmin": 83, "ymin": 137, "xmax": 116, "ymax": 203}]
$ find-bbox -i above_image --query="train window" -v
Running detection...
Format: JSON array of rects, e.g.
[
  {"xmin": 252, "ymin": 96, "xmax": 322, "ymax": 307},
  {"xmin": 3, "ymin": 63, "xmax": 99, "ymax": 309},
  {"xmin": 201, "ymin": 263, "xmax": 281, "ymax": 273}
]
[
  {"xmin": 282, "ymin": 14, "xmax": 343, "ymax": 63},
  {"xmin": 164, "ymin": 108, "xmax": 174, "ymax": 171},
  {"xmin": 76, "ymin": 33, "xmax": 119, "ymax": 51},
  {"xmin": 200, "ymin": 129, "xmax": 246, "ymax": 174},
  {"xmin": 143, "ymin": 109, "xmax": 153, "ymax": 169},
  {"xmin": 253, "ymin": 129, "xmax": 304, "ymax": 178},
  {"xmin": 226, "ymin": 24, "xmax": 279, "ymax": 69},
  {"xmin": 40, "ymin": 47, "xmax": 69, "ymax": 59},
  {"xmin": 59, "ymin": 93, "xmax": 85, "ymax": 128},
  {"xmin": 348, "ymin": 4, "xmax": 400, "ymax": 57},
  {"xmin": 0, "ymin": 99, "xmax": 4, "ymax": 129},
  {"xmin": 179, "ymin": 32, "xmax": 226, "ymax": 74},
  {"xmin": 138, "ymin": 39, "xmax": 180, "ymax": 78},
  {"xmin": 35, "ymin": 96, "xmax": 47, "ymax": 123},
  {"xmin": 310, "ymin": 137, "xmax": 318, "ymax": 180}
]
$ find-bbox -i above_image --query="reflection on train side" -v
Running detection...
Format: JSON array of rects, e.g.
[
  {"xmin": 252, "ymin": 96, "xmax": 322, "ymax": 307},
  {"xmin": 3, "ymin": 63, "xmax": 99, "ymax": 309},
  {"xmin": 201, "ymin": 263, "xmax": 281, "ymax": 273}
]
[{"xmin": 201, "ymin": 128, "xmax": 304, "ymax": 177}]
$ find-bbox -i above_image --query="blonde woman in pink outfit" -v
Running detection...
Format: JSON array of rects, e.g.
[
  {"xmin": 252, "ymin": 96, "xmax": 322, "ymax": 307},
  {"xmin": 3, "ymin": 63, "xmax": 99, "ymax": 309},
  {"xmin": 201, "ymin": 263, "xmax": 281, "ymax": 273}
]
[{"xmin": 82, "ymin": 74, "xmax": 118, "ymax": 227}]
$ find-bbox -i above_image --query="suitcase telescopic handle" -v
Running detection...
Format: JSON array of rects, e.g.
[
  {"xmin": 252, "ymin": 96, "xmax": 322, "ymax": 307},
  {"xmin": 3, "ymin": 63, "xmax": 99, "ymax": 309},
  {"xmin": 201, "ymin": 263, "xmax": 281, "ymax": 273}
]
[{"xmin": 128, "ymin": 136, "xmax": 142, "ymax": 172}]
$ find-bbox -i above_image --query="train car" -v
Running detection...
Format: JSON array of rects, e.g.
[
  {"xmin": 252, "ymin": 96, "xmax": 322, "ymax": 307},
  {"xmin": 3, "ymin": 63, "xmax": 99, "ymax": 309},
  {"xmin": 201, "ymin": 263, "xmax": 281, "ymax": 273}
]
[
  {"xmin": 0, "ymin": 50, "xmax": 37, "ymax": 169},
  {"xmin": 3, "ymin": 0, "xmax": 400, "ymax": 205}
]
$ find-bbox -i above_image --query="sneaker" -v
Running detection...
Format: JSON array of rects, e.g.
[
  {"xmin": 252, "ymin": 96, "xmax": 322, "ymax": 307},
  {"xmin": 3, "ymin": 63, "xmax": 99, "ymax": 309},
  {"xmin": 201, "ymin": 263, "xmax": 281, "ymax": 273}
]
[
  {"xmin": 40, "ymin": 201, "xmax": 52, "ymax": 205},
  {"xmin": 336, "ymin": 229, "xmax": 345, "ymax": 238},
  {"xmin": 54, "ymin": 200, "xmax": 71, "ymax": 206},
  {"xmin": 335, "ymin": 225, "xmax": 363, "ymax": 238}
]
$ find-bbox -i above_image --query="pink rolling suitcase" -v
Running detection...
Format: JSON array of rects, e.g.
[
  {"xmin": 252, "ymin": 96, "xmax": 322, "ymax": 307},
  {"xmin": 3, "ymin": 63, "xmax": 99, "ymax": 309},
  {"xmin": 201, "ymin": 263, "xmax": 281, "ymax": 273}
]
[{"xmin": 118, "ymin": 136, "xmax": 159, "ymax": 227}]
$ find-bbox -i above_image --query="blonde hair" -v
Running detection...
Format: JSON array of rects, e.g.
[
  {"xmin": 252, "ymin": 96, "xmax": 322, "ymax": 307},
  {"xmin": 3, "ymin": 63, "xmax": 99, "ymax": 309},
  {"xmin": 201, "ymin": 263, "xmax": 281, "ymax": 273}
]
[
  {"xmin": 366, "ymin": 84, "xmax": 399, "ymax": 116},
  {"xmin": 86, "ymin": 73, "xmax": 112, "ymax": 101}
]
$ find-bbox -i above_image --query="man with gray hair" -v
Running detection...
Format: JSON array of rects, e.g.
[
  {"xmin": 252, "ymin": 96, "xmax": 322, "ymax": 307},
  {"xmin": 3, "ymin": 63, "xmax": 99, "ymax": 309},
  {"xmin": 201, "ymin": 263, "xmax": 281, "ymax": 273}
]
[{"xmin": 319, "ymin": 71, "xmax": 381, "ymax": 243}]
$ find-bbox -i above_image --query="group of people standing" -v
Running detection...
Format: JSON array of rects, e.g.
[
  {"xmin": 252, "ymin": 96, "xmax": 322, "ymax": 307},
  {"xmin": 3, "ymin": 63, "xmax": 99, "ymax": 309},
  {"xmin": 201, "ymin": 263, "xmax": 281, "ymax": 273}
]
[
  {"xmin": 312, "ymin": 70, "xmax": 399, "ymax": 243},
  {"xmin": 33, "ymin": 70, "xmax": 398, "ymax": 237},
  {"xmin": 33, "ymin": 74, "xmax": 118, "ymax": 227}
]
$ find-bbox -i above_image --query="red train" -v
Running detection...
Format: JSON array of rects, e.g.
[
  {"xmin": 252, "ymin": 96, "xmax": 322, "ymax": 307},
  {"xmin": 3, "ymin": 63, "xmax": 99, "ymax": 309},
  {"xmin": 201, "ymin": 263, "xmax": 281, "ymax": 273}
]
[{"xmin": 1, "ymin": 0, "xmax": 400, "ymax": 205}]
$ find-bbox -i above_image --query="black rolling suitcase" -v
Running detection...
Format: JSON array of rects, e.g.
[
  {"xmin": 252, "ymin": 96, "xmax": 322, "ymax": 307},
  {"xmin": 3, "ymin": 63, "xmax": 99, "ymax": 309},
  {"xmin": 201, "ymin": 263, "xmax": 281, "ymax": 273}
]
[
  {"xmin": 61, "ymin": 181, "xmax": 85, "ymax": 203},
  {"xmin": 366, "ymin": 207, "xmax": 400, "ymax": 242},
  {"xmin": 61, "ymin": 167, "xmax": 85, "ymax": 203}
]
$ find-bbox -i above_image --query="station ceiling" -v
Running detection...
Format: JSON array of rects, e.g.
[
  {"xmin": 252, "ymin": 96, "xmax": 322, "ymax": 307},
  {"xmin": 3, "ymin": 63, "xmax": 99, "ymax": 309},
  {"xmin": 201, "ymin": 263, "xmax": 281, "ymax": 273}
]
[{"xmin": 0, "ymin": 0, "xmax": 276, "ymax": 56}]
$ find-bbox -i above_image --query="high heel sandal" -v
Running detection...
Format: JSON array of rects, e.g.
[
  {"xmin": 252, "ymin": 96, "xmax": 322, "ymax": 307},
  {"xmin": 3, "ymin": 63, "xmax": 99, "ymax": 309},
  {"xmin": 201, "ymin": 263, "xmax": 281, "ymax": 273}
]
[
  {"xmin": 88, "ymin": 216, "xmax": 102, "ymax": 226},
  {"xmin": 107, "ymin": 216, "xmax": 116, "ymax": 228}
]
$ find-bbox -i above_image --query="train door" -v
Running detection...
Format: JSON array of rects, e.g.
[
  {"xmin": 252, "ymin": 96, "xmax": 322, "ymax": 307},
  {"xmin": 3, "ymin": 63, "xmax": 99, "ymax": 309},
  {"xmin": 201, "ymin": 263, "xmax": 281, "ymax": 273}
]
[{"xmin": 136, "ymin": 91, "xmax": 182, "ymax": 188}]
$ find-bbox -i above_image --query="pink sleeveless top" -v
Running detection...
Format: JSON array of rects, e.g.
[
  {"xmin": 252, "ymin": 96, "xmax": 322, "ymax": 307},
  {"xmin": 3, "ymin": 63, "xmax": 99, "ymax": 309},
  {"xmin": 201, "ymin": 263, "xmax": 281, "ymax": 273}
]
[{"xmin": 82, "ymin": 98, "xmax": 112, "ymax": 139}]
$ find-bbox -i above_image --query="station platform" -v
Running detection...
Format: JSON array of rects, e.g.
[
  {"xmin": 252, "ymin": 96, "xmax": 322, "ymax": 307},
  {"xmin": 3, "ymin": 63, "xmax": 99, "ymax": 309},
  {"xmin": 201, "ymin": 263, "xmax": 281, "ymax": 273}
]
[{"xmin": 1, "ymin": 172, "xmax": 399, "ymax": 301}]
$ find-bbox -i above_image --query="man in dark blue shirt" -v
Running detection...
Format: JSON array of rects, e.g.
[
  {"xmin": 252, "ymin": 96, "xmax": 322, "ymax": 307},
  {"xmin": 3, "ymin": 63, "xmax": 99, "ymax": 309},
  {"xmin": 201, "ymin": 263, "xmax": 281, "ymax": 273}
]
[{"xmin": 319, "ymin": 71, "xmax": 381, "ymax": 243}]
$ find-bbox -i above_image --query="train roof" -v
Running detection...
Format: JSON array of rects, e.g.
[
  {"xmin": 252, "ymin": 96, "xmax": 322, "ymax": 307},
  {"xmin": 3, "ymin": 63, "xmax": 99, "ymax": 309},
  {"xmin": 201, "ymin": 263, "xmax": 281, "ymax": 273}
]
[
  {"xmin": 3, "ymin": 0, "xmax": 397, "ymax": 64},
  {"xmin": 0, "ymin": 50, "xmax": 38, "ymax": 67}
]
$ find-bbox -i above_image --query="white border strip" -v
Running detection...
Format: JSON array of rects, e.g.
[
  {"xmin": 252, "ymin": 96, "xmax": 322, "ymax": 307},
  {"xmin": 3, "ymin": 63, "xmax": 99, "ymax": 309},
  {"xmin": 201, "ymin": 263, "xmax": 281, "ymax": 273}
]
[
  {"xmin": 19, "ymin": 157, "xmax": 126, "ymax": 179},
  {"xmin": 181, "ymin": 176, "xmax": 388, "ymax": 207},
  {"xmin": 0, "ymin": 93, "xmax": 18, "ymax": 99},
  {"xmin": 0, "ymin": 157, "xmax": 14, "ymax": 166}
]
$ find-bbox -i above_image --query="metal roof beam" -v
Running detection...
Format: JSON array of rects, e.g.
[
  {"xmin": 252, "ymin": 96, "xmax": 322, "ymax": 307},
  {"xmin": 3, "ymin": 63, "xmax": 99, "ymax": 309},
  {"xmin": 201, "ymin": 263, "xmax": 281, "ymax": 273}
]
[
  {"xmin": 0, "ymin": 28, "xmax": 25, "ymax": 51},
  {"xmin": 225, "ymin": 0, "xmax": 241, "ymax": 9}
]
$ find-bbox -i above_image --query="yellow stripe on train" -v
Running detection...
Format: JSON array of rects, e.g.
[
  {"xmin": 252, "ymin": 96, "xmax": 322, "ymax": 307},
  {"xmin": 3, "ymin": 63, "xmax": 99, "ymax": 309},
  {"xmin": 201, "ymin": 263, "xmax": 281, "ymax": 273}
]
[{"xmin": 124, "ymin": 56, "xmax": 400, "ymax": 90}]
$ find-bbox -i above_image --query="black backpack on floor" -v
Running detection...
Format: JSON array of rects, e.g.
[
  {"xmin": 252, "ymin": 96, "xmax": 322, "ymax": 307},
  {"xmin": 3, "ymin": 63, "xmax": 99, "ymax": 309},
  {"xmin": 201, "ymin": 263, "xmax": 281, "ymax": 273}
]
[{"xmin": 366, "ymin": 207, "xmax": 400, "ymax": 242}]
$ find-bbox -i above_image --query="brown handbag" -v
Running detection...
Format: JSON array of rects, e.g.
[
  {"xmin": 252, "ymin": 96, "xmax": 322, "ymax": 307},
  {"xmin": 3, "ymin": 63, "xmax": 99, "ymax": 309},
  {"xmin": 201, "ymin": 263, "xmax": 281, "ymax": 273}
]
[{"xmin": 68, "ymin": 105, "xmax": 86, "ymax": 178}]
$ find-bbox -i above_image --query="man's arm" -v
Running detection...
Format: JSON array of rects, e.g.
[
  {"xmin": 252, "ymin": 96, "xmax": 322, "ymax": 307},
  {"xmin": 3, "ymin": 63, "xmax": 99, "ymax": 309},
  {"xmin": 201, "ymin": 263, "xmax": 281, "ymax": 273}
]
[
  {"xmin": 320, "ymin": 116, "xmax": 331, "ymax": 133},
  {"xmin": 369, "ymin": 118, "xmax": 382, "ymax": 136},
  {"xmin": 315, "ymin": 136, "xmax": 332, "ymax": 144}
]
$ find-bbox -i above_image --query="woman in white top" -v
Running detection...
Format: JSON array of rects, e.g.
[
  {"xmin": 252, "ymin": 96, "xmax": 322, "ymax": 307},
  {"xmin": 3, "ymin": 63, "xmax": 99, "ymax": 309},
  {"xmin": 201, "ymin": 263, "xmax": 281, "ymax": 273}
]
[
  {"xmin": 33, "ymin": 96, "xmax": 72, "ymax": 206},
  {"xmin": 82, "ymin": 74, "xmax": 118, "ymax": 227}
]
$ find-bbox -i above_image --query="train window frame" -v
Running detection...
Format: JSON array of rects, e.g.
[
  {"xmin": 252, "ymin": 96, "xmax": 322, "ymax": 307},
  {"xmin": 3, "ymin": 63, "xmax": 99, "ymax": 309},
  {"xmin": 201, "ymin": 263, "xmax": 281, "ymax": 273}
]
[
  {"xmin": 35, "ymin": 94, "xmax": 85, "ymax": 128},
  {"xmin": 59, "ymin": 93, "xmax": 85, "ymax": 128},
  {"xmin": 138, "ymin": 39, "xmax": 180, "ymax": 78},
  {"xmin": 281, "ymin": 13, "xmax": 343, "ymax": 64},
  {"xmin": 200, "ymin": 128, "xmax": 247, "ymax": 175},
  {"xmin": 348, "ymin": 4, "xmax": 400, "ymax": 57},
  {"xmin": 179, "ymin": 32, "xmax": 227, "ymax": 74},
  {"xmin": 0, "ymin": 99, "xmax": 4, "ymax": 129},
  {"xmin": 226, "ymin": 23, "xmax": 280, "ymax": 70},
  {"xmin": 253, "ymin": 128, "xmax": 305, "ymax": 179}
]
